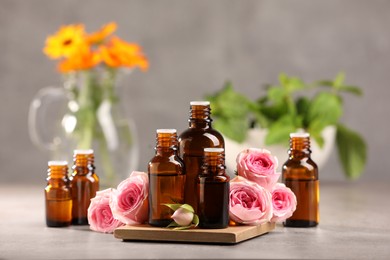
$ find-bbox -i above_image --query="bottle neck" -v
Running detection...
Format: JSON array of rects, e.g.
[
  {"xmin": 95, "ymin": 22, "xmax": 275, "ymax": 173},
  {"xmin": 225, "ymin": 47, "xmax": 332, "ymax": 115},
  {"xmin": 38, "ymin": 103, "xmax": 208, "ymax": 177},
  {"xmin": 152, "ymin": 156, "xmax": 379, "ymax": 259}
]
[
  {"xmin": 202, "ymin": 149, "xmax": 226, "ymax": 176},
  {"xmin": 47, "ymin": 164, "xmax": 69, "ymax": 187},
  {"xmin": 48, "ymin": 165, "xmax": 68, "ymax": 179},
  {"xmin": 289, "ymin": 136, "xmax": 311, "ymax": 159},
  {"xmin": 155, "ymin": 131, "xmax": 178, "ymax": 156},
  {"xmin": 189, "ymin": 104, "xmax": 212, "ymax": 129},
  {"xmin": 73, "ymin": 153, "xmax": 95, "ymax": 175}
]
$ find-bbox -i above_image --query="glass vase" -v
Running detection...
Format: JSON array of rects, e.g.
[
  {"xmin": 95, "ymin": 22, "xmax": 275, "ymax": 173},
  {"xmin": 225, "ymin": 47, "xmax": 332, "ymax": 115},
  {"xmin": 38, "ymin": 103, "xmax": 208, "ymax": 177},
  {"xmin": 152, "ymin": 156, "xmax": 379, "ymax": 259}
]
[{"xmin": 29, "ymin": 69, "xmax": 138, "ymax": 188}]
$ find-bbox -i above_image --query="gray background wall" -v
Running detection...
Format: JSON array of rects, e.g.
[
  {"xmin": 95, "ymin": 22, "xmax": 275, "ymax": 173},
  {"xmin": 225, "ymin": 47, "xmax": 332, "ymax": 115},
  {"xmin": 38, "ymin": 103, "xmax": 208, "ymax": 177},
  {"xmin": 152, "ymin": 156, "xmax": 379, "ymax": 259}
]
[{"xmin": 1, "ymin": 0, "xmax": 389, "ymax": 184}]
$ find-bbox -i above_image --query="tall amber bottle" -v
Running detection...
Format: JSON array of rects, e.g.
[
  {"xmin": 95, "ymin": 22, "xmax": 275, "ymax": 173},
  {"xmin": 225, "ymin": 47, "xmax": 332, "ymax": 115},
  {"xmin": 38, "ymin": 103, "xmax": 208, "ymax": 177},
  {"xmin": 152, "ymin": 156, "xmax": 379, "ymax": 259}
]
[
  {"xmin": 148, "ymin": 129, "xmax": 186, "ymax": 227},
  {"xmin": 197, "ymin": 148, "xmax": 229, "ymax": 229},
  {"xmin": 70, "ymin": 149, "xmax": 99, "ymax": 225},
  {"xmin": 282, "ymin": 133, "xmax": 319, "ymax": 227},
  {"xmin": 179, "ymin": 101, "xmax": 224, "ymax": 211},
  {"xmin": 45, "ymin": 161, "xmax": 72, "ymax": 227}
]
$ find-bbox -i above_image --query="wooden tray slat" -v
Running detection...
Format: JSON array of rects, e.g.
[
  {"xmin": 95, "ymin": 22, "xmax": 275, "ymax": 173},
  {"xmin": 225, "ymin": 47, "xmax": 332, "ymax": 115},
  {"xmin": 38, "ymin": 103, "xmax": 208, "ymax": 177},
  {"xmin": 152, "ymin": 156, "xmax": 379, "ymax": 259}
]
[{"xmin": 114, "ymin": 222, "xmax": 275, "ymax": 244}]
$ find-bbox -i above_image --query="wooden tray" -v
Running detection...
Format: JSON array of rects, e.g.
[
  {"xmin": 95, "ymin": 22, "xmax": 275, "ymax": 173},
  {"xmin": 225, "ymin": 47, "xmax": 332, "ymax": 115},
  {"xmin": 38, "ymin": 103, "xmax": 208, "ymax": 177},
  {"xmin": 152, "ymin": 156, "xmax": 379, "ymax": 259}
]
[{"xmin": 114, "ymin": 222, "xmax": 275, "ymax": 244}]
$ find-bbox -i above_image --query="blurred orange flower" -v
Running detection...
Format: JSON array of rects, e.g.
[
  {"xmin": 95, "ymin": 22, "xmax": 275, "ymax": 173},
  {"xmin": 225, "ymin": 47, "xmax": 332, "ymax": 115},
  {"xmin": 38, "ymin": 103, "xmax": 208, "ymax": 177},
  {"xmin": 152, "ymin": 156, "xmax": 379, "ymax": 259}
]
[
  {"xmin": 87, "ymin": 22, "xmax": 117, "ymax": 45},
  {"xmin": 44, "ymin": 24, "xmax": 85, "ymax": 59},
  {"xmin": 99, "ymin": 36, "xmax": 149, "ymax": 71},
  {"xmin": 44, "ymin": 23, "xmax": 148, "ymax": 73},
  {"xmin": 58, "ymin": 44, "xmax": 100, "ymax": 73}
]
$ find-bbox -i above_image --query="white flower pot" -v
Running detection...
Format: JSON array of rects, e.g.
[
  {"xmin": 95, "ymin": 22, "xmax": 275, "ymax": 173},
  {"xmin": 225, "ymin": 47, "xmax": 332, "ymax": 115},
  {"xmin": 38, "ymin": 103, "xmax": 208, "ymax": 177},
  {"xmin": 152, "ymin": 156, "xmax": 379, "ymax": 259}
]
[{"xmin": 224, "ymin": 126, "xmax": 336, "ymax": 173}]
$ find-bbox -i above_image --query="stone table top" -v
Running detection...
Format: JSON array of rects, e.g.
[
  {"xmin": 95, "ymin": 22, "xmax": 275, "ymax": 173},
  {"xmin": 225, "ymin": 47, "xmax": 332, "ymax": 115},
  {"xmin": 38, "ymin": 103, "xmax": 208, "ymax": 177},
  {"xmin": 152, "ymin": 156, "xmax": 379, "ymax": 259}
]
[{"xmin": 0, "ymin": 181, "xmax": 389, "ymax": 259}]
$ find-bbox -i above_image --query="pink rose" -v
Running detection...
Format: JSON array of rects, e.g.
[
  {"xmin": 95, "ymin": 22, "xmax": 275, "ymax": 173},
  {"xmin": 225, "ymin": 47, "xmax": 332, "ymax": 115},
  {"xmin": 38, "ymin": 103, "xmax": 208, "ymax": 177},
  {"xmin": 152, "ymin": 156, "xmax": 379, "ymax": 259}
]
[
  {"xmin": 236, "ymin": 148, "xmax": 280, "ymax": 191},
  {"xmin": 87, "ymin": 188, "xmax": 124, "ymax": 233},
  {"xmin": 229, "ymin": 176, "xmax": 273, "ymax": 225},
  {"xmin": 171, "ymin": 207, "xmax": 194, "ymax": 226},
  {"xmin": 110, "ymin": 171, "xmax": 149, "ymax": 225},
  {"xmin": 271, "ymin": 183, "xmax": 297, "ymax": 222}
]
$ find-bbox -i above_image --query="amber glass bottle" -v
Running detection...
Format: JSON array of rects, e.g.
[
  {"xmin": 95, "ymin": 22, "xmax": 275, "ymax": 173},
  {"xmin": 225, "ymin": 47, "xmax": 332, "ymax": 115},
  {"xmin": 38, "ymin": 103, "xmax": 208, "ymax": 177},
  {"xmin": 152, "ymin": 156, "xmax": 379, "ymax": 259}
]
[
  {"xmin": 197, "ymin": 148, "xmax": 229, "ymax": 229},
  {"xmin": 148, "ymin": 129, "xmax": 186, "ymax": 227},
  {"xmin": 282, "ymin": 133, "xmax": 319, "ymax": 227},
  {"xmin": 179, "ymin": 101, "xmax": 224, "ymax": 211},
  {"xmin": 70, "ymin": 149, "xmax": 99, "ymax": 225},
  {"xmin": 45, "ymin": 161, "xmax": 72, "ymax": 227}
]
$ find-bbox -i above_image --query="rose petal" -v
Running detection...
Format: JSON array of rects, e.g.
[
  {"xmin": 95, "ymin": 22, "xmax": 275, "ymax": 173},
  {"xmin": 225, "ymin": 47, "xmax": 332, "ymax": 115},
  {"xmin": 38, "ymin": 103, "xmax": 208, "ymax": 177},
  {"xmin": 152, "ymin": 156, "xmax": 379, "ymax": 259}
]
[{"xmin": 87, "ymin": 188, "xmax": 124, "ymax": 233}]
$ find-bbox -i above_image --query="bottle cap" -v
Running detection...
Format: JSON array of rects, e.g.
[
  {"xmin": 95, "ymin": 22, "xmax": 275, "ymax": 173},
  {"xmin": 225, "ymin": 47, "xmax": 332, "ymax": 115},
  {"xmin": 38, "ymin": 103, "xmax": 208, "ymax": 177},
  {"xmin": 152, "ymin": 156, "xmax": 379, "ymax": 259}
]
[
  {"xmin": 48, "ymin": 160, "xmax": 68, "ymax": 166},
  {"xmin": 74, "ymin": 149, "xmax": 94, "ymax": 155},
  {"xmin": 204, "ymin": 148, "xmax": 224, "ymax": 153},
  {"xmin": 156, "ymin": 129, "xmax": 177, "ymax": 134},
  {"xmin": 290, "ymin": 132, "xmax": 310, "ymax": 138},
  {"xmin": 190, "ymin": 101, "xmax": 210, "ymax": 106}
]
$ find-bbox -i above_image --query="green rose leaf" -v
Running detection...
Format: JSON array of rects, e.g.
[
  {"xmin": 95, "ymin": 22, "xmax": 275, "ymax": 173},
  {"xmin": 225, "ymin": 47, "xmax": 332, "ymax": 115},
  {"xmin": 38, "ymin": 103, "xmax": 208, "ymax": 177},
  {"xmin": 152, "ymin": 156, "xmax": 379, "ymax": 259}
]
[
  {"xmin": 336, "ymin": 124, "xmax": 367, "ymax": 179},
  {"xmin": 162, "ymin": 203, "xmax": 182, "ymax": 211},
  {"xmin": 179, "ymin": 204, "xmax": 195, "ymax": 213},
  {"xmin": 192, "ymin": 214, "xmax": 199, "ymax": 227}
]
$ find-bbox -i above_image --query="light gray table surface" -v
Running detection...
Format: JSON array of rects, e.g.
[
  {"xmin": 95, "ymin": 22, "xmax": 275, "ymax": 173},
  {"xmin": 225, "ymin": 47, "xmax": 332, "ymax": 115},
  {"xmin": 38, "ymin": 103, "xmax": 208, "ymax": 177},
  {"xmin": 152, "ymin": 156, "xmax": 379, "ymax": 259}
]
[{"xmin": 1, "ymin": 181, "xmax": 389, "ymax": 259}]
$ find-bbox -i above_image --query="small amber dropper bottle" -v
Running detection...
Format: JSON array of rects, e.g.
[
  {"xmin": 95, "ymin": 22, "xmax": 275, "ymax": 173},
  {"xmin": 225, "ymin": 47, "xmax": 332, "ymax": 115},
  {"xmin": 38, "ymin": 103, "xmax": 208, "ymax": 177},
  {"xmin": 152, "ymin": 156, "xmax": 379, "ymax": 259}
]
[
  {"xmin": 197, "ymin": 148, "xmax": 230, "ymax": 229},
  {"xmin": 282, "ymin": 133, "xmax": 319, "ymax": 227},
  {"xmin": 45, "ymin": 161, "xmax": 72, "ymax": 227},
  {"xmin": 148, "ymin": 129, "xmax": 186, "ymax": 227},
  {"xmin": 70, "ymin": 149, "xmax": 99, "ymax": 225}
]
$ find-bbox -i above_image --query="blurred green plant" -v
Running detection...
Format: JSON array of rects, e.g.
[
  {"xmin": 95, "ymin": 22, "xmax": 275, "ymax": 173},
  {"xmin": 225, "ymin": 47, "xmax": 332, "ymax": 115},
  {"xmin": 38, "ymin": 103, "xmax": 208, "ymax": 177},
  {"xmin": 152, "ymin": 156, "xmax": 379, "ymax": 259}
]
[{"xmin": 206, "ymin": 72, "xmax": 367, "ymax": 179}]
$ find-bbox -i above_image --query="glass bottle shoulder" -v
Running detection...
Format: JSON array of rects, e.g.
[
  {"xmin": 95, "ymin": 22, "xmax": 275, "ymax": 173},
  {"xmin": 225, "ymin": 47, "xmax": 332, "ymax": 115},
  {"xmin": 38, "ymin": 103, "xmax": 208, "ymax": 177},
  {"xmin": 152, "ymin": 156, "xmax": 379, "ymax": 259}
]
[
  {"xmin": 70, "ymin": 172, "xmax": 98, "ymax": 183},
  {"xmin": 179, "ymin": 128, "xmax": 224, "ymax": 152},
  {"xmin": 282, "ymin": 157, "xmax": 318, "ymax": 179},
  {"xmin": 148, "ymin": 154, "xmax": 185, "ymax": 175}
]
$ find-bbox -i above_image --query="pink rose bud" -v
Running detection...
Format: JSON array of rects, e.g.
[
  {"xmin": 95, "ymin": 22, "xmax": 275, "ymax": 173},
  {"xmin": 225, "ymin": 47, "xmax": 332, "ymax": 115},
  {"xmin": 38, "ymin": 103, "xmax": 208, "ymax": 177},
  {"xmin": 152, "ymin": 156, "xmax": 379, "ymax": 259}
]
[
  {"xmin": 229, "ymin": 176, "xmax": 273, "ymax": 225},
  {"xmin": 171, "ymin": 207, "xmax": 194, "ymax": 226},
  {"xmin": 87, "ymin": 188, "xmax": 124, "ymax": 233},
  {"xmin": 236, "ymin": 148, "xmax": 280, "ymax": 191},
  {"xmin": 110, "ymin": 171, "xmax": 149, "ymax": 225},
  {"xmin": 271, "ymin": 183, "xmax": 297, "ymax": 222}
]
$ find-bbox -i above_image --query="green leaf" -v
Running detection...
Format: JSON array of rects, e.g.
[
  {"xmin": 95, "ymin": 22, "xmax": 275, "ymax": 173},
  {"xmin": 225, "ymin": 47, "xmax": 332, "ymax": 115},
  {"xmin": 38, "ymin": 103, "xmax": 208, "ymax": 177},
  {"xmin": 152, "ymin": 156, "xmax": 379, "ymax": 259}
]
[
  {"xmin": 307, "ymin": 92, "xmax": 342, "ymax": 128},
  {"xmin": 162, "ymin": 203, "xmax": 182, "ymax": 211},
  {"xmin": 207, "ymin": 82, "xmax": 252, "ymax": 118},
  {"xmin": 333, "ymin": 72, "xmax": 345, "ymax": 88},
  {"xmin": 278, "ymin": 73, "xmax": 306, "ymax": 93},
  {"xmin": 179, "ymin": 204, "xmax": 194, "ymax": 213},
  {"xmin": 338, "ymin": 85, "xmax": 363, "ymax": 96},
  {"xmin": 214, "ymin": 117, "xmax": 248, "ymax": 143},
  {"xmin": 265, "ymin": 115, "xmax": 297, "ymax": 146},
  {"xmin": 315, "ymin": 80, "xmax": 334, "ymax": 87},
  {"xmin": 308, "ymin": 125, "xmax": 325, "ymax": 148},
  {"xmin": 296, "ymin": 97, "xmax": 311, "ymax": 128},
  {"xmin": 172, "ymin": 226, "xmax": 193, "ymax": 230},
  {"xmin": 192, "ymin": 214, "xmax": 199, "ymax": 227},
  {"xmin": 336, "ymin": 124, "xmax": 367, "ymax": 179},
  {"xmin": 267, "ymin": 87, "xmax": 285, "ymax": 103},
  {"xmin": 166, "ymin": 221, "xmax": 180, "ymax": 228}
]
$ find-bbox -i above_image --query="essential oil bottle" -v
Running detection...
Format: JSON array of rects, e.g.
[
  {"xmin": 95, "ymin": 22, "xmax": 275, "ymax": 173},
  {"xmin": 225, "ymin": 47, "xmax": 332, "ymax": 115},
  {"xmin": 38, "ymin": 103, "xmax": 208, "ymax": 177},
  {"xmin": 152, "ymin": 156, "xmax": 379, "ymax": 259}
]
[
  {"xmin": 179, "ymin": 101, "xmax": 224, "ymax": 212},
  {"xmin": 148, "ymin": 129, "xmax": 186, "ymax": 227},
  {"xmin": 197, "ymin": 148, "xmax": 230, "ymax": 229},
  {"xmin": 282, "ymin": 133, "xmax": 319, "ymax": 227},
  {"xmin": 45, "ymin": 161, "xmax": 72, "ymax": 227},
  {"xmin": 70, "ymin": 149, "xmax": 99, "ymax": 225}
]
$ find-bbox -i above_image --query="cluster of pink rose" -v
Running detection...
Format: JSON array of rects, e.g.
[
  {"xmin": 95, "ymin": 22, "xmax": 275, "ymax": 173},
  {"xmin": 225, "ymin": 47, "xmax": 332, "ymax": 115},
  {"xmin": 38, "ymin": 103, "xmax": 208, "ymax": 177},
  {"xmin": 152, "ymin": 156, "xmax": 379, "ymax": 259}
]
[
  {"xmin": 230, "ymin": 148, "xmax": 297, "ymax": 225},
  {"xmin": 87, "ymin": 148, "xmax": 297, "ymax": 233},
  {"xmin": 88, "ymin": 171, "xmax": 149, "ymax": 233}
]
